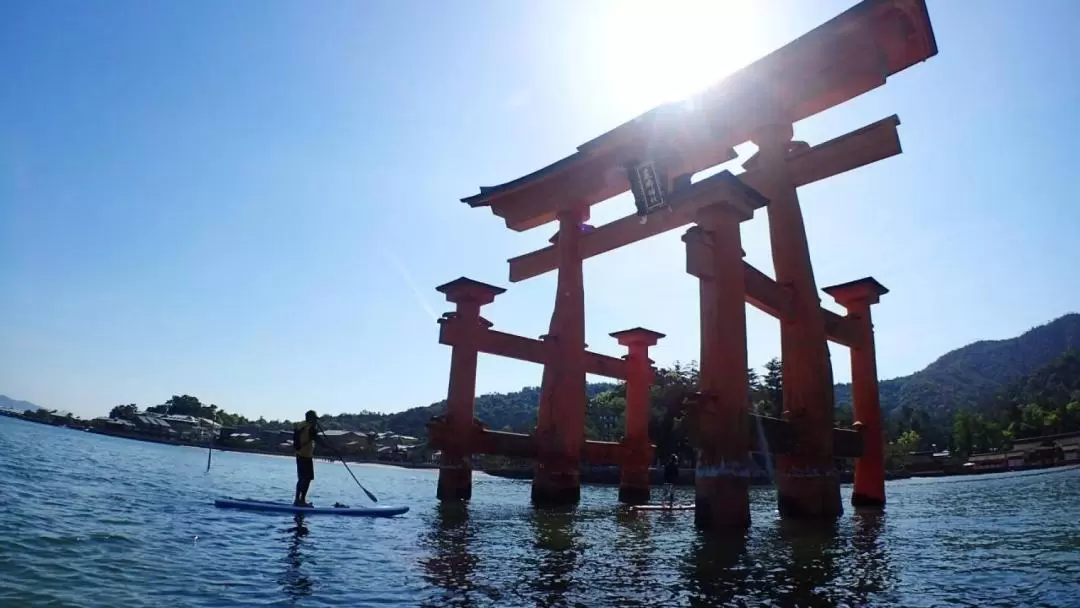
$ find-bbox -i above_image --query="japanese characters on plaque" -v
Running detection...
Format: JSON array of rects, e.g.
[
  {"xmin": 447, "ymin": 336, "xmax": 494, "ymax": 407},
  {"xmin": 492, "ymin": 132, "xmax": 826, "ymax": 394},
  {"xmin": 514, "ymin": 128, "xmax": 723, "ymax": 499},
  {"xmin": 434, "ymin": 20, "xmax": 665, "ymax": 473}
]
[{"xmin": 627, "ymin": 161, "xmax": 670, "ymax": 216}]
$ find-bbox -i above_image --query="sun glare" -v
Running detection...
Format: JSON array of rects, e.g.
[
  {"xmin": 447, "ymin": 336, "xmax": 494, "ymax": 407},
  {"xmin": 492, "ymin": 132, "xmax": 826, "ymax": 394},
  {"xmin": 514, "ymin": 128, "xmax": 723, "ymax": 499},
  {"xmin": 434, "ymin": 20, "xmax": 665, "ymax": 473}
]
[{"xmin": 590, "ymin": 0, "xmax": 766, "ymax": 116}]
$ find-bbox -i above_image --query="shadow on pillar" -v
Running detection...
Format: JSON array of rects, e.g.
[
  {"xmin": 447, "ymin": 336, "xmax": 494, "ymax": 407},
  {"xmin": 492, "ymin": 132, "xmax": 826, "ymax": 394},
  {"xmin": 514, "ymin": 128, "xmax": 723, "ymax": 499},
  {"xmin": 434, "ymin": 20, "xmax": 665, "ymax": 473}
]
[
  {"xmin": 618, "ymin": 467, "xmax": 650, "ymax": 505},
  {"xmin": 850, "ymin": 421, "xmax": 885, "ymax": 508},
  {"xmin": 531, "ymin": 477, "xmax": 581, "ymax": 508},
  {"xmin": 531, "ymin": 447, "xmax": 581, "ymax": 508},
  {"xmin": 851, "ymin": 491, "xmax": 886, "ymax": 509},
  {"xmin": 436, "ymin": 454, "xmax": 472, "ymax": 502},
  {"xmin": 686, "ymin": 394, "xmax": 751, "ymax": 530},
  {"xmin": 774, "ymin": 414, "xmax": 843, "ymax": 520},
  {"xmin": 775, "ymin": 476, "xmax": 844, "ymax": 520}
]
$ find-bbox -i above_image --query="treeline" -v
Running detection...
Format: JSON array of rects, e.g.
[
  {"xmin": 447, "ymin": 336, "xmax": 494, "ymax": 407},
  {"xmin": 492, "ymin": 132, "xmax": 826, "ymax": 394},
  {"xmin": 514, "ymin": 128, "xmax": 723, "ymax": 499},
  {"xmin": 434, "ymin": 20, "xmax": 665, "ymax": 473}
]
[
  {"xmin": 101, "ymin": 359, "xmax": 788, "ymax": 445},
  {"xmin": 103, "ymin": 350, "xmax": 1080, "ymax": 463},
  {"xmin": 109, "ymin": 395, "xmax": 254, "ymax": 428},
  {"xmin": 594, "ymin": 359, "xmax": 787, "ymax": 465},
  {"xmin": 107, "ymin": 394, "xmax": 412, "ymax": 433},
  {"xmin": 835, "ymin": 313, "xmax": 1080, "ymax": 426},
  {"xmin": 949, "ymin": 350, "xmax": 1080, "ymax": 457},
  {"xmin": 870, "ymin": 350, "xmax": 1080, "ymax": 459}
]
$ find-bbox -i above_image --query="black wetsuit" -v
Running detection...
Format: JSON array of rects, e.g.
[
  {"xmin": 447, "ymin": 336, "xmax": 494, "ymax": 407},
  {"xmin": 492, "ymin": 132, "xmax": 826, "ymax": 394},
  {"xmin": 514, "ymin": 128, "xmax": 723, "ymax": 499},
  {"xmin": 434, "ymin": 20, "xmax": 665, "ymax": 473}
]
[{"xmin": 664, "ymin": 460, "xmax": 679, "ymax": 485}]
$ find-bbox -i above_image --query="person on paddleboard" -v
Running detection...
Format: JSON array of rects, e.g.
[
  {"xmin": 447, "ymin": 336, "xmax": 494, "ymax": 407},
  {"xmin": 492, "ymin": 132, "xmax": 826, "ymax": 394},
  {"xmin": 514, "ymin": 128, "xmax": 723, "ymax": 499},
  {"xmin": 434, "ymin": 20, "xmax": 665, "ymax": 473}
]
[
  {"xmin": 662, "ymin": 454, "xmax": 679, "ymax": 505},
  {"xmin": 293, "ymin": 410, "xmax": 327, "ymax": 507}
]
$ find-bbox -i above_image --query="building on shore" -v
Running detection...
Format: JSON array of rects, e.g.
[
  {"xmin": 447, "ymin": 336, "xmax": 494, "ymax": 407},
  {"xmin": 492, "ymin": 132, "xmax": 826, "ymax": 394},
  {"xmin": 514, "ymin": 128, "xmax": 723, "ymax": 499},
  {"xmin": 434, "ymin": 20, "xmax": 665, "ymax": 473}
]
[
  {"xmin": 972, "ymin": 429, "xmax": 1080, "ymax": 473},
  {"xmin": 158, "ymin": 414, "xmax": 219, "ymax": 442},
  {"xmin": 966, "ymin": 431, "xmax": 1080, "ymax": 473},
  {"xmin": 133, "ymin": 415, "xmax": 174, "ymax": 439},
  {"xmin": 92, "ymin": 417, "xmax": 137, "ymax": 433},
  {"xmin": 903, "ymin": 450, "xmax": 961, "ymax": 476},
  {"xmin": 216, "ymin": 427, "xmax": 292, "ymax": 453},
  {"xmin": 1012, "ymin": 432, "xmax": 1080, "ymax": 464},
  {"xmin": 320, "ymin": 429, "xmax": 372, "ymax": 455}
]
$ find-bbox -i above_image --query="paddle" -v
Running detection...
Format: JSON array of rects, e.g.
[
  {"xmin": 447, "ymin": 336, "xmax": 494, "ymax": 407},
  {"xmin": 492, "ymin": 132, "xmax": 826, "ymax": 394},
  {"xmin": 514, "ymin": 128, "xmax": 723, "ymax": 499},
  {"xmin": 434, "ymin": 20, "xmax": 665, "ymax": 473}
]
[
  {"xmin": 317, "ymin": 427, "xmax": 378, "ymax": 503},
  {"xmin": 206, "ymin": 414, "xmax": 216, "ymax": 473}
]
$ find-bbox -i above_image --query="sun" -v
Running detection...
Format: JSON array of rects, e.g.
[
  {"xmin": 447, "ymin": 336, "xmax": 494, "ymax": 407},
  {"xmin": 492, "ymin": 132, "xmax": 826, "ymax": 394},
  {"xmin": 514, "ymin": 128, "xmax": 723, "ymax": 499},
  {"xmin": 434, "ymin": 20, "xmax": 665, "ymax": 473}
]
[{"xmin": 588, "ymin": 0, "xmax": 766, "ymax": 117}]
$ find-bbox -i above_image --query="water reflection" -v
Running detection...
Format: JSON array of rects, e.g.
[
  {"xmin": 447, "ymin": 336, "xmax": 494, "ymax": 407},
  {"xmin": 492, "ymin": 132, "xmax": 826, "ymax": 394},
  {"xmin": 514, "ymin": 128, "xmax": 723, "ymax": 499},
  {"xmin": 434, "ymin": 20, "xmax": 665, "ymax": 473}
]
[
  {"xmin": 529, "ymin": 507, "xmax": 582, "ymax": 607},
  {"xmin": 613, "ymin": 508, "xmax": 652, "ymax": 594},
  {"xmin": 745, "ymin": 513, "xmax": 893, "ymax": 607},
  {"xmin": 682, "ymin": 528, "xmax": 750, "ymax": 606},
  {"xmin": 415, "ymin": 499, "xmax": 894, "ymax": 607},
  {"xmin": 675, "ymin": 514, "xmax": 894, "ymax": 607},
  {"xmin": 278, "ymin": 514, "xmax": 313, "ymax": 602},
  {"xmin": 774, "ymin": 519, "xmax": 844, "ymax": 605},
  {"xmin": 850, "ymin": 510, "xmax": 895, "ymax": 604},
  {"xmin": 419, "ymin": 502, "xmax": 480, "ymax": 607}
]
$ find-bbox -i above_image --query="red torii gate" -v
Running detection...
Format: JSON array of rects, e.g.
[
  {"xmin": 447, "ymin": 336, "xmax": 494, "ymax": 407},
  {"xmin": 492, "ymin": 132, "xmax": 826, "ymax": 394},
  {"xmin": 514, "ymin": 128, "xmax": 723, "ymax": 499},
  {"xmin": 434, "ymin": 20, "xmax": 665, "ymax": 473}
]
[{"xmin": 429, "ymin": 0, "xmax": 937, "ymax": 528}]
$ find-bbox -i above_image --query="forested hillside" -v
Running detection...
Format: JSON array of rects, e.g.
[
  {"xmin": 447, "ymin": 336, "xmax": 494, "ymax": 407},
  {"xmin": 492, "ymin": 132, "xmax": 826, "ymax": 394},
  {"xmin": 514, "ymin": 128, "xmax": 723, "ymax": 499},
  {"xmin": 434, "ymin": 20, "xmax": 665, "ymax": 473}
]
[
  {"xmin": 834, "ymin": 313, "xmax": 1080, "ymax": 417},
  {"xmin": 949, "ymin": 350, "xmax": 1080, "ymax": 457},
  {"xmin": 29, "ymin": 313, "xmax": 1080, "ymax": 459}
]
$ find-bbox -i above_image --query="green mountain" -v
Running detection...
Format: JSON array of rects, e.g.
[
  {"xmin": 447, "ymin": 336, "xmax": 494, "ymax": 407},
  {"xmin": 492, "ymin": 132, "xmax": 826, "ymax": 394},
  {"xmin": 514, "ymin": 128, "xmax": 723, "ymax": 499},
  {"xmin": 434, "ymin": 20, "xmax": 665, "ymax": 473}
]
[
  {"xmin": 950, "ymin": 349, "xmax": 1080, "ymax": 456},
  {"xmin": 834, "ymin": 313, "xmax": 1080, "ymax": 417},
  {"xmin": 372, "ymin": 313, "xmax": 1080, "ymax": 445}
]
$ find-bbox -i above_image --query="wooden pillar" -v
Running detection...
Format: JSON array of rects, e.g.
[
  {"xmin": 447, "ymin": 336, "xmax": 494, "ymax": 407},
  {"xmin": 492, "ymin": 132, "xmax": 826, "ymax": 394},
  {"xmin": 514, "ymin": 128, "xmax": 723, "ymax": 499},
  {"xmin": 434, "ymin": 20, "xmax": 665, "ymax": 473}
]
[
  {"xmin": 532, "ymin": 206, "xmax": 589, "ymax": 507},
  {"xmin": 434, "ymin": 277, "xmax": 505, "ymax": 502},
  {"xmin": 685, "ymin": 203, "xmax": 753, "ymax": 529},
  {"xmin": 612, "ymin": 327, "xmax": 665, "ymax": 504},
  {"xmin": 751, "ymin": 121, "xmax": 842, "ymax": 519},
  {"xmin": 824, "ymin": 278, "xmax": 889, "ymax": 508}
]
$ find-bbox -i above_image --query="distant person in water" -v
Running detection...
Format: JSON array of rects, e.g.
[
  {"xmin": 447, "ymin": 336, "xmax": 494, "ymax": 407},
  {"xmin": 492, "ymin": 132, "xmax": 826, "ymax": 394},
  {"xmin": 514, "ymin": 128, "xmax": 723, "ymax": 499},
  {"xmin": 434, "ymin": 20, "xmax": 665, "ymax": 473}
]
[
  {"xmin": 663, "ymin": 454, "xmax": 680, "ymax": 505},
  {"xmin": 293, "ymin": 410, "xmax": 327, "ymax": 507}
]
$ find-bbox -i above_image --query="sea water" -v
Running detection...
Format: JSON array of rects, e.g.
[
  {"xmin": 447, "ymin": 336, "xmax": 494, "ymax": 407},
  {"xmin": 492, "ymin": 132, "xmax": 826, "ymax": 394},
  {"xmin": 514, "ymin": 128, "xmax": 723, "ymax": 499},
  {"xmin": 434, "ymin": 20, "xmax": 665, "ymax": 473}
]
[{"xmin": 1, "ymin": 416, "xmax": 1078, "ymax": 607}]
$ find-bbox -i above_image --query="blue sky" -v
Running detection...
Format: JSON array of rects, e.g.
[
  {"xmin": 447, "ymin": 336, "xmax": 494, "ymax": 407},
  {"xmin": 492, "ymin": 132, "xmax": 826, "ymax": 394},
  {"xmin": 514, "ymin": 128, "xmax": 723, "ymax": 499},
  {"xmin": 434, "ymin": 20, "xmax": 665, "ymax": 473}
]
[{"xmin": 3, "ymin": 0, "xmax": 1079, "ymax": 420}]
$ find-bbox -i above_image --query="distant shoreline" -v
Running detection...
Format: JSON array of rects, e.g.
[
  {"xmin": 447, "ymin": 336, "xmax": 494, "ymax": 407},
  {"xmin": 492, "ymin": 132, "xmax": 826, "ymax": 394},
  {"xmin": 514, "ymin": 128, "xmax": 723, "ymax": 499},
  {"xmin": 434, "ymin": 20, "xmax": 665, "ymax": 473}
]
[
  {"xmin": 89, "ymin": 427, "xmax": 443, "ymax": 470},
  {"xmin": 0, "ymin": 412, "xmax": 438, "ymax": 471},
  {"xmin": 7, "ymin": 411, "xmax": 1076, "ymax": 485}
]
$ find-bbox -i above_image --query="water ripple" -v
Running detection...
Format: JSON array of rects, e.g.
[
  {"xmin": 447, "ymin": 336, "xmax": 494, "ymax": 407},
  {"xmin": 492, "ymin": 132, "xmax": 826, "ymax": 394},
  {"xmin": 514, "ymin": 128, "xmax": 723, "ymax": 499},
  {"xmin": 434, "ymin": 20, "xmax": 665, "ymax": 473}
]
[{"xmin": 2, "ymin": 418, "xmax": 1080, "ymax": 607}]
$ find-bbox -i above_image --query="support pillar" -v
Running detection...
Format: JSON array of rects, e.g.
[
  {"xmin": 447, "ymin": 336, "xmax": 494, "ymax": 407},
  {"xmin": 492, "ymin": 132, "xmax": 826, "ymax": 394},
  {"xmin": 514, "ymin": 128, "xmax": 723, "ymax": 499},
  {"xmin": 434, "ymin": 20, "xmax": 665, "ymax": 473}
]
[
  {"xmin": 532, "ymin": 206, "xmax": 589, "ymax": 507},
  {"xmin": 686, "ymin": 203, "xmax": 753, "ymax": 530},
  {"xmin": 434, "ymin": 277, "xmax": 505, "ymax": 502},
  {"xmin": 612, "ymin": 327, "xmax": 665, "ymax": 504},
  {"xmin": 824, "ymin": 278, "xmax": 889, "ymax": 508},
  {"xmin": 752, "ymin": 121, "xmax": 842, "ymax": 519}
]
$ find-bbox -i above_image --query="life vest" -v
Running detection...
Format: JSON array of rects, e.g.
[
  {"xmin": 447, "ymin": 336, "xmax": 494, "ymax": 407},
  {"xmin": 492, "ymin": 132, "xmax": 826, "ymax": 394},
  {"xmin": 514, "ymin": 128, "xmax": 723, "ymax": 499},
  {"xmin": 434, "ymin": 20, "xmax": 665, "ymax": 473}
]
[{"xmin": 294, "ymin": 421, "xmax": 315, "ymax": 458}]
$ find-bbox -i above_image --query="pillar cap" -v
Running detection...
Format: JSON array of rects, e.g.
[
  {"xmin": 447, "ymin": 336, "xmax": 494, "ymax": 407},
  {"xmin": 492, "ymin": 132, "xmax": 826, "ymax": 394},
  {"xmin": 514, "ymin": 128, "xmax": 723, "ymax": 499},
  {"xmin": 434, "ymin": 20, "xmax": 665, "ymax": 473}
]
[
  {"xmin": 822, "ymin": 277, "xmax": 889, "ymax": 306},
  {"xmin": 435, "ymin": 277, "xmax": 506, "ymax": 305},
  {"xmin": 610, "ymin": 327, "xmax": 666, "ymax": 347},
  {"xmin": 681, "ymin": 225, "xmax": 706, "ymax": 243},
  {"xmin": 681, "ymin": 225, "xmax": 746, "ymax": 256}
]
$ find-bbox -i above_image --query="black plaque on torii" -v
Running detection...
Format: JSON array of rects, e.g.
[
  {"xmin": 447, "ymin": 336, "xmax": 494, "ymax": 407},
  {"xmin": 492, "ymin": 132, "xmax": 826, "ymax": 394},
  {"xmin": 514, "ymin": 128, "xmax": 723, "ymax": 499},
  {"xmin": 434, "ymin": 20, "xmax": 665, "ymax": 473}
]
[{"xmin": 625, "ymin": 160, "xmax": 670, "ymax": 217}]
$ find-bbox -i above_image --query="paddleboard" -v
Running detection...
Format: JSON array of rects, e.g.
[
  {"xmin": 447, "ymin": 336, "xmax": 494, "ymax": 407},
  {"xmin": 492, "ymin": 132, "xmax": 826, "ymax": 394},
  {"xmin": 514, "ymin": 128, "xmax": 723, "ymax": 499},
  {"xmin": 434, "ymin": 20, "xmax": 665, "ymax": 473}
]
[
  {"xmin": 214, "ymin": 497, "xmax": 409, "ymax": 517},
  {"xmin": 630, "ymin": 503, "xmax": 695, "ymax": 511}
]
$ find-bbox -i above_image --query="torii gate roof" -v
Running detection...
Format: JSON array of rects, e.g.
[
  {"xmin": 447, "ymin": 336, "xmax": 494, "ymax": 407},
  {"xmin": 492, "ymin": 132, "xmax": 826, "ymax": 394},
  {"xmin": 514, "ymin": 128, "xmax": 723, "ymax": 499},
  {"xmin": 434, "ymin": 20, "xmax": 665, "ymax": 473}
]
[{"xmin": 461, "ymin": 0, "xmax": 937, "ymax": 232}]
